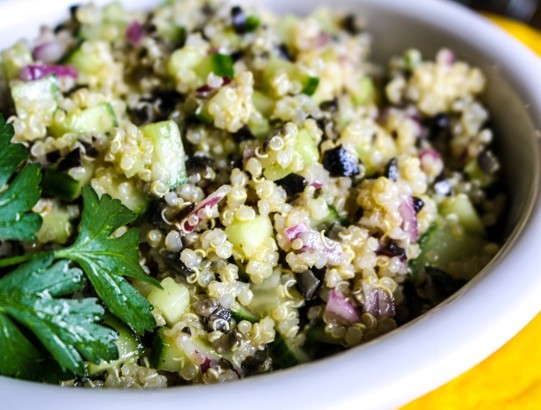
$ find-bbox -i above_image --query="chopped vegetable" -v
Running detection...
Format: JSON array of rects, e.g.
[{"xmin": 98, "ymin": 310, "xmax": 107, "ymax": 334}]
[{"xmin": 322, "ymin": 145, "xmax": 361, "ymax": 177}]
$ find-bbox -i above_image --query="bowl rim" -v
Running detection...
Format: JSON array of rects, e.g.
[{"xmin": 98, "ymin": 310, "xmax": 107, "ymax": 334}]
[{"xmin": 1, "ymin": 0, "xmax": 541, "ymax": 409}]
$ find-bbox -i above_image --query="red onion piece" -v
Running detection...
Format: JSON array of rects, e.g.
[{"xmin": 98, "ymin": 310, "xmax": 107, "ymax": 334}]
[
  {"xmin": 181, "ymin": 185, "xmax": 231, "ymax": 233},
  {"xmin": 284, "ymin": 223, "xmax": 309, "ymax": 241},
  {"xmin": 437, "ymin": 49, "xmax": 455, "ymax": 65},
  {"xmin": 399, "ymin": 197, "xmax": 418, "ymax": 243},
  {"xmin": 362, "ymin": 283, "xmax": 395, "ymax": 319},
  {"xmin": 285, "ymin": 223, "xmax": 343, "ymax": 265},
  {"xmin": 19, "ymin": 64, "xmax": 78, "ymax": 81},
  {"xmin": 325, "ymin": 290, "xmax": 361, "ymax": 324},
  {"xmin": 32, "ymin": 41, "xmax": 66, "ymax": 64},
  {"xmin": 126, "ymin": 21, "xmax": 145, "ymax": 45},
  {"xmin": 419, "ymin": 148, "xmax": 442, "ymax": 173},
  {"xmin": 310, "ymin": 181, "xmax": 324, "ymax": 189}
]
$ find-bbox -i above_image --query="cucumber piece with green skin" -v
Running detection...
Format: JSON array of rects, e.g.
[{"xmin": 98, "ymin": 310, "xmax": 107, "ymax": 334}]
[
  {"xmin": 50, "ymin": 103, "xmax": 118, "ymax": 136},
  {"xmin": 248, "ymin": 269, "xmax": 281, "ymax": 315},
  {"xmin": 1, "ymin": 40, "xmax": 33, "ymax": 80},
  {"xmin": 42, "ymin": 168, "xmax": 81, "ymax": 202},
  {"xmin": 97, "ymin": 173, "xmax": 150, "ymax": 215},
  {"xmin": 140, "ymin": 120, "xmax": 188, "ymax": 189},
  {"xmin": 196, "ymin": 53, "xmax": 235, "ymax": 79},
  {"xmin": 65, "ymin": 41, "xmax": 104, "ymax": 74},
  {"xmin": 252, "ymin": 91, "xmax": 275, "ymax": 117},
  {"xmin": 409, "ymin": 221, "xmax": 488, "ymax": 280},
  {"xmin": 87, "ymin": 316, "xmax": 144, "ymax": 376},
  {"xmin": 151, "ymin": 327, "xmax": 220, "ymax": 372},
  {"xmin": 314, "ymin": 204, "xmax": 349, "ymax": 231},
  {"xmin": 439, "ymin": 193, "xmax": 485, "ymax": 236},
  {"xmin": 464, "ymin": 157, "xmax": 495, "ymax": 188},
  {"xmin": 167, "ymin": 47, "xmax": 205, "ymax": 80},
  {"xmin": 230, "ymin": 301, "xmax": 259, "ymax": 323},
  {"xmin": 351, "ymin": 76, "xmax": 376, "ymax": 106},
  {"xmin": 147, "ymin": 277, "xmax": 190, "ymax": 326},
  {"xmin": 263, "ymin": 58, "xmax": 319, "ymax": 97},
  {"xmin": 270, "ymin": 332, "xmax": 310, "ymax": 369},
  {"xmin": 306, "ymin": 321, "xmax": 341, "ymax": 345},
  {"xmin": 225, "ymin": 214, "xmax": 273, "ymax": 259}
]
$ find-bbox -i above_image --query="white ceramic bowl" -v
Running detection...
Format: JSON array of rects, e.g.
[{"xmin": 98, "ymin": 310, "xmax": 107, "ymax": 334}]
[{"xmin": 1, "ymin": 0, "xmax": 541, "ymax": 409}]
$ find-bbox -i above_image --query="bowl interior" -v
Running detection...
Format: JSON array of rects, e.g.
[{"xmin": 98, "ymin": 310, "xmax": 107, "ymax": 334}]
[{"xmin": 0, "ymin": 1, "xmax": 541, "ymax": 409}]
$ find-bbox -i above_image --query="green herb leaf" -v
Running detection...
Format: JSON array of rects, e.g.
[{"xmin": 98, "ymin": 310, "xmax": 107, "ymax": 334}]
[
  {"xmin": 0, "ymin": 254, "xmax": 118, "ymax": 377},
  {"xmin": 0, "ymin": 114, "xmax": 42, "ymax": 241},
  {"xmin": 56, "ymin": 187, "xmax": 158, "ymax": 334}
]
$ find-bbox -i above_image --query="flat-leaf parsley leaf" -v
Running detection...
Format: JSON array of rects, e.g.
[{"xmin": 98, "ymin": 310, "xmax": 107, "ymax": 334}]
[
  {"xmin": 0, "ymin": 254, "xmax": 118, "ymax": 378},
  {"xmin": 0, "ymin": 113, "xmax": 42, "ymax": 241}
]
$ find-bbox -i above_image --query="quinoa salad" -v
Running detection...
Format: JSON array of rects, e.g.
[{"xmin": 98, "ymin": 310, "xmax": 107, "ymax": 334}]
[{"xmin": 0, "ymin": 0, "xmax": 506, "ymax": 388}]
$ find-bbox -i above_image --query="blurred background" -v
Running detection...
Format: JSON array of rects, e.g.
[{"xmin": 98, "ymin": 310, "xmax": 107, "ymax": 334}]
[{"xmin": 456, "ymin": 0, "xmax": 541, "ymax": 27}]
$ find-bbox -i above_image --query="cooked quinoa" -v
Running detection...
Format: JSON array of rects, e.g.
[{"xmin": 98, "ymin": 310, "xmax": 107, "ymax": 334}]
[{"xmin": 0, "ymin": 0, "xmax": 507, "ymax": 388}]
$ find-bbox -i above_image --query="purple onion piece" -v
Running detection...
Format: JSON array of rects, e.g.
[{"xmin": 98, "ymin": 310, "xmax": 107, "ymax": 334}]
[
  {"xmin": 419, "ymin": 148, "xmax": 442, "ymax": 173},
  {"xmin": 325, "ymin": 290, "xmax": 361, "ymax": 324},
  {"xmin": 32, "ymin": 41, "xmax": 66, "ymax": 64},
  {"xmin": 284, "ymin": 223, "xmax": 309, "ymax": 241},
  {"xmin": 126, "ymin": 21, "xmax": 145, "ymax": 45},
  {"xmin": 19, "ymin": 64, "xmax": 78, "ymax": 81},
  {"xmin": 310, "ymin": 181, "xmax": 324, "ymax": 189},
  {"xmin": 362, "ymin": 283, "xmax": 395, "ymax": 319},
  {"xmin": 181, "ymin": 185, "xmax": 231, "ymax": 233},
  {"xmin": 437, "ymin": 49, "xmax": 455, "ymax": 65},
  {"xmin": 399, "ymin": 197, "xmax": 418, "ymax": 243}
]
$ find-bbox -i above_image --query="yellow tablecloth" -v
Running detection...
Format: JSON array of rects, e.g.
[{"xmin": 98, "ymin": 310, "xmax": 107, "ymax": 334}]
[{"xmin": 403, "ymin": 16, "xmax": 541, "ymax": 410}]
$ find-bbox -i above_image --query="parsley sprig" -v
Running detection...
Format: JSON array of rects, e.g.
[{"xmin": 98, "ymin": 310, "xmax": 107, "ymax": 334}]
[
  {"xmin": 0, "ymin": 114, "xmax": 42, "ymax": 241},
  {"xmin": 0, "ymin": 114, "xmax": 158, "ymax": 379}
]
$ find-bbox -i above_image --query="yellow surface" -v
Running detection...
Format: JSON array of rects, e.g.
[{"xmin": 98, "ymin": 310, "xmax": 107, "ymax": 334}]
[{"xmin": 403, "ymin": 17, "xmax": 541, "ymax": 410}]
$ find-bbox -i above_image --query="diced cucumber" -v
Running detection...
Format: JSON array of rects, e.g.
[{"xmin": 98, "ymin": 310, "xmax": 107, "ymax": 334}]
[
  {"xmin": 66, "ymin": 41, "xmax": 109, "ymax": 75},
  {"xmin": 196, "ymin": 53, "xmax": 235, "ymax": 79},
  {"xmin": 151, "ymin": 327, "xmax": 186, "ymax": 372},
  {"xmin": 225, "ymin": 214, "xmax": 273, "ymax": 258},
  {"xmin": 147, "ymin": 277, "xmax": 190, "ymax": 326},
  {"xmin": 351, "ymin": 76, "xmax": 375, "ymax": 106},
  {"xmin": 140, "ymin": 120, "xmax": 188, "ymax": 189},
  {"xmin": 11, "ymin": 75, "xmax": 59, "ymax": 120},
  {"xmin": 409, "ymin": 221, "xmax": 488, "ymax": 280},
  {"xmin": 247, "ymin": 111, "xmax": 271, "ymax": 140},
  {"xmin": 263, "ymin": 129, "xmax": 319, "ymax": 181},
  {"xmin": 42, "ymin": 168, "xmax": 81, "ymax": 202},
  {"xmin": 252, "ymin": 91, "xmax": 275, "ymax": 117},
  {"xmin": 193, "ymin": 103, "xmax": 213, "ymax": 125},
  {"xmin": 264, "ymin": 58, "xmax": 319, "ymax": 97},
  {"xmin": 167, "ymin": 47, "xmax": 205, "ymax": 80},
  {"xmin": 230, "ymin": 301, "xmax": 259, "ymax": 323},
  {"xmin": 248, "ymin": 269, "xmax": 281, "ymax": 315},
  {"xmin": 464, "ymin": 157, "xmax": 495, "ymax": 188},
  {"xmin": 50, "ymin": 103, "xmax": 118, "ymax": 136},
  {"xmin": 270, "ymin": 332, "xmax": 310, "ymax": 369},
  {"xmin": 79, "ymin": 3, "xmax": 129, "ymax": 43},
  {"xmin": 35, "ymin": 205, "xmax": 73, "ymax": 245},
  {"xmin": 439, "ymin": 194, "xmax": 485, "ymax": 236},
  {"xmin": 151, "ymin": 327, "xmax": 219, "ymax": 372},
  {"xmin": 307, "ymin": 321, "xmax": 341, "ymax": 345},
  {"xmin": 87, "ymin": 316, "xmax": 143, "ymax": 376},
  {"xmin": 96, "ymin": 172, "xmax": 150, "ymax": 215},
  {"xmin": 1, "ymin": 40, "xmax": 33, "ymax": 80},
  {"xmin": 296, "ymin": 129, "xmax": 319, "ymax": 166}
]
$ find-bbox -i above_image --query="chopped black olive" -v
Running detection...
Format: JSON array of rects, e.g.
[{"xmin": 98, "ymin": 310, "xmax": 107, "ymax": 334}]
[
  {"xmin": 322, "ymin": 145, "xmax": 360, "ymax": 177},
  {"xmin": 277, "ymin": 43, "xmax": 293, "ymax": 61},
  {"xmin": 428, "ymin": 113, "xmax": 451, "ymax": 146},
  {"xmin": 231, "ymin": 6, "xmax": 248, "ymax": 34},
  {"xmin": 186, "ymin": 155, "xmax": 214, "ymax": 174},
  {"xmin": 310, "ymin": 266, "xmax": 327, "ymax": 281},
  {"xmin": 296, "ymin": 270, "xmax": 321, "ymax": 300},
  {"xmin": 181, "ymin": 326, "xmax": 192, "ymax": 335},
  {"xmin": 477, "ymin": 150, "xmax": 499, "ymax": 175},
  {"xmin": 193, "ymin": 298, "xmax": 219, "ymax": 318},
  {"xmin": 241, "ymin": 349, "xmax": 268, "ymax": 375},
  {"xmin": 213, "ymin": 330, "xmax": 237, "ymax": 353},
  {"xmin": 162, "ymin": 252, "xmax": 195, "ymax": 277},
  {"xmin": 434, "ymin": 177, "xmax": 452, "ymax": 196},
  {"xmin": 275, "ymin": 173, "xmax": 307, "ymax": 197},
  {"xmin": 69, "ymin": 4, "xmax": 80, "ymax": 19},
  {"xmin": 412, "ymin": 196, "xmax": 425, "ymax": 213},
  {"xmin": 232, "ymin": 126, "xmax": 255, "ymax": 142},
  {"xmin": 79, "ymin": 140, "xmax": 99, "ymax": 158},
  {"xmin": 384, "ymin": 157, "xmax": 399, "ymax": 181},
  {"xmin": 230, "ymin": 50, "xmax": 244, "ymax": 62},
  {"xmin": 56, "ymin": 148, "xmax": 81, "ymax": 172},
  {"xmin": 342, "ymin": 14, "xmax": 361, "ymax": 34},
  {"xmin": 209, "ymin": 306, "xmax": 232, "ymax": 326},
  {"xmin": 46, "ymin": 150, "xmax": 61, "ymax": 164},
  {"xmin": 128, "ymin": 104, "xmax": 152, "ymax": 125},
  {"xmin": 386, "ymin": 240, "xmax": 407, "ymax": 259},
  {"xmin": 319, "ymin": 98, "xmax": 338, "ymax": 112}
]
